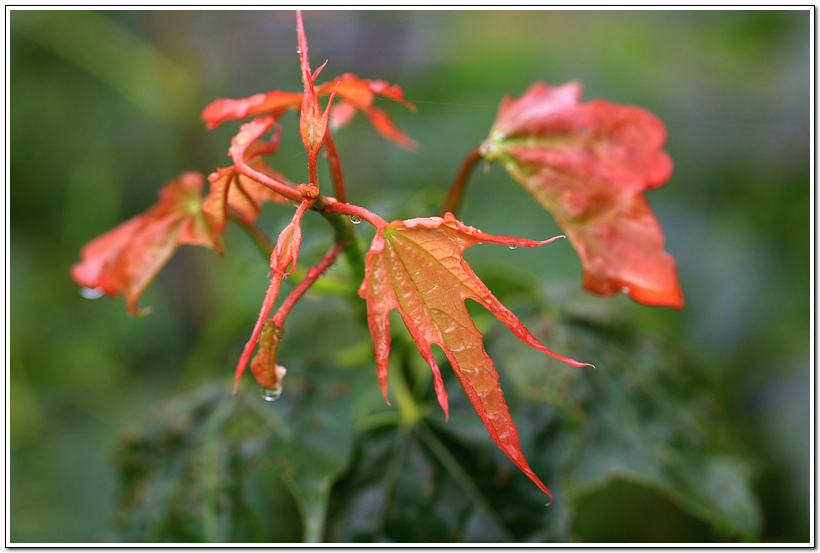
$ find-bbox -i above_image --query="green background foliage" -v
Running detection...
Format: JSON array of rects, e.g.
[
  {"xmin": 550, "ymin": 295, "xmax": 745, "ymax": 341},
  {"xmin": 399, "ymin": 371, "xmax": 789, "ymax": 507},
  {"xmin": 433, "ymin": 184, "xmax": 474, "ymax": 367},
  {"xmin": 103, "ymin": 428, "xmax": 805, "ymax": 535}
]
[{"xmin": 9, "ymin": 9, "xmax": 810, "ymax": 543}]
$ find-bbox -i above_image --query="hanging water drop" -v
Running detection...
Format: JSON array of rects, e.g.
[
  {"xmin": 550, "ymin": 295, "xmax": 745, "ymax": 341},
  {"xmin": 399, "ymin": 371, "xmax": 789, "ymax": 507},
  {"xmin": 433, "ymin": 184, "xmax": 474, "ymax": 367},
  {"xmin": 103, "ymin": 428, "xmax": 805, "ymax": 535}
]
[
  {"xmin": 260, "ymin": 386, "xmax": 283, "ymax": 402},
  {"xmin": 80, "ymin": 287, "xmax": 105, "ymax": 299},
  {"xmin": 350, "ymin": 215, "xmax": 363, "ymax": 225},
  {"xmin": 508, "ymin": 244, "xmax": 518, "ymax": 250}
]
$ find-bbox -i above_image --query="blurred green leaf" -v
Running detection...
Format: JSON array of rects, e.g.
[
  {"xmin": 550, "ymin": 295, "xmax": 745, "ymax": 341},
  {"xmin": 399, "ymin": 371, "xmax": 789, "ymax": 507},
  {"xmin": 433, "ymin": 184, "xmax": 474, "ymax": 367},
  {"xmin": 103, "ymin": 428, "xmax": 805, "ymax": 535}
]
[
  {"xmin": 112, "ymin": 356, "xmax": 376, "ymax": 542},
  {"xmin": 12, "ymin": 10, "xmax": 198, "ymax": 124}
]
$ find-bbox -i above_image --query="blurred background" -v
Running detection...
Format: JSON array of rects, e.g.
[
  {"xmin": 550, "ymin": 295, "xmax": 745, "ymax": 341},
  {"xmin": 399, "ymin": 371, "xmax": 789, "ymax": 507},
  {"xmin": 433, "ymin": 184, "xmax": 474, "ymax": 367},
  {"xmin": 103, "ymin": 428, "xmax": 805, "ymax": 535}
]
[{"xmin": 10, "ymin": 9, "xmax": 810, "ymax": 543}]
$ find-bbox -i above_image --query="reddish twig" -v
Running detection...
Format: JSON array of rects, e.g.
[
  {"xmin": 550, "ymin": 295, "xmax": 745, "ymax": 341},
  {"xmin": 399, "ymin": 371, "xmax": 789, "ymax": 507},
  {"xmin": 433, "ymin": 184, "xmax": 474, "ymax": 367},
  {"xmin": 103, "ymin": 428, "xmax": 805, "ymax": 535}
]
[
  {"xmin": 233, "ymin": 272, "xmax": 285, "ymax": 393},
  {"xmin": 234, "ymin": 162, "xmax": 302, "ymax": 204},
  {"xmin": 323, "ymin": 129, "xmax": 347, "ymax": 203},
  {"xmin": 308, "ymin": 151, "xmax": 320, "ymax": 191},
  {"xmin": 439, "ymin": 148, "xmax": 482, "ymax": 217},
  {"xmin": 323, "ymin": 200, "xmax": 388, "ymax": 229},
  {"xmin": 270, "ymin": 241, "xmax": 345, "ymax": 327}
]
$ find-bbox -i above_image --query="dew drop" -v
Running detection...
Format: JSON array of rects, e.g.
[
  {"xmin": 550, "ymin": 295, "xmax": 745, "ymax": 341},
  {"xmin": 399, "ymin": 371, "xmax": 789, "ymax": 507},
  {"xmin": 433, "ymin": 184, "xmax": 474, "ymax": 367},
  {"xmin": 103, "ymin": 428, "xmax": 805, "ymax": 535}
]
[
  {"xmin": 621, "ymin": 286, "xmax": 630, "ymax": 294},
  {"xmin": 296, "ymin": 48, "xmax": 301, "ymax": 54},
  {"xmin": 350, "ymin": 215, "xmax": 363, "ymax": 225},
  {"xmin": 80, "ymin": 287, "xmax": 105, "ymax": 299},
  {"xmin": 508, "ymin": 244, "xmax": 518, "ymax": 250},
  {"xmin": 260, "ymin": 386, "xmax": 282, "ymax": 402}
]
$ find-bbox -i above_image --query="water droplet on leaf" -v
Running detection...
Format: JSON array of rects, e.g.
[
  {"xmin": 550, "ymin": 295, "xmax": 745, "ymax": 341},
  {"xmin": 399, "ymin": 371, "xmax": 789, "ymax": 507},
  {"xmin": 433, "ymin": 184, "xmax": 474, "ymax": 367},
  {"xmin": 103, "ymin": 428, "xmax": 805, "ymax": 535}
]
[
  {"xmin": 508, "ymin": 244, "xmax": 518, "ymax": 250},
  {"xmin": 350, "ymin": 215, "xmax": 363, "ymax": 225},
  {"xmin": 80, "ymin": 287, "xmax": 105, "ymax": 299},
  {"xmin": 260, "ymin": 386, "xmax": 282, "ymax": 401}
]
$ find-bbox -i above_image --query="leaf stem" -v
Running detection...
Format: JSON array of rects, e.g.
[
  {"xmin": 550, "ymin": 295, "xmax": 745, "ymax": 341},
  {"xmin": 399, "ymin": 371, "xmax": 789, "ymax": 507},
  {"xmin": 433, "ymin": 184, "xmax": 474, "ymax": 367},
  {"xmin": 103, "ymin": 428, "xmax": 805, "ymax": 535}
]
[
  {"xmin": 322, "ymin": 129, "xmax": 347, "ymax": 203},
  {"xmin": 316, "ymin": 208, "xmax": 366, "ymax": 290},
  {"xmin": 233, "ymin": 273, "xmax": 285, "ymax": 393},
  {"xmin": 323, "ymin": 200, "xmax": 388, "ymax": 229},
  {"xmin": 234, "ymin": 161, "xmax": 302, "ymax": 204},
  {"xmin": 308, "ymin": 150, "xmax": 320, "ymax": 190},
  {"xmin": 270, "ymin": 241, "xmax": 345, "ymax": 327},
  {"xmin": 439, "ymin": 147, "xmax": 482, "ymax": 217},
  {"xmin": 228, "ymin": 210, "xmax": 274, "ymax": 259}
]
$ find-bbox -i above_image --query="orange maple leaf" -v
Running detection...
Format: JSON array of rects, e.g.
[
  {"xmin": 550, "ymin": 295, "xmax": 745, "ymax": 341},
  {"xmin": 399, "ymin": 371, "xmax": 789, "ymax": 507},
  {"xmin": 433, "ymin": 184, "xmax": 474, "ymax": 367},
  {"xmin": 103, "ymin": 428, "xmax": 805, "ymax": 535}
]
[{"xmin": 359, "ymin": 212, "xmax": 590, "ymax": 499}]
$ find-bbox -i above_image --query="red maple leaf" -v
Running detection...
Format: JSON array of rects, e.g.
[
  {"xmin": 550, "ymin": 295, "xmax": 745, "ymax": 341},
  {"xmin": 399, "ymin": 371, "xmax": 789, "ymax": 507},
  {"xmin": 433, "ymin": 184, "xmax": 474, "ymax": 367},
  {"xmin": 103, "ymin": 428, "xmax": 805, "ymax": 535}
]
[
  {"xmin": 71, "ymin": 172, "xmax": 222, "ymax": 315},
  {"xmin": 482, "ymin": 82, "xmax": 684, "ymax": 308},
  {"xmin": 359, "ymin": 212, "xmax": 590, "ymax": 499}
]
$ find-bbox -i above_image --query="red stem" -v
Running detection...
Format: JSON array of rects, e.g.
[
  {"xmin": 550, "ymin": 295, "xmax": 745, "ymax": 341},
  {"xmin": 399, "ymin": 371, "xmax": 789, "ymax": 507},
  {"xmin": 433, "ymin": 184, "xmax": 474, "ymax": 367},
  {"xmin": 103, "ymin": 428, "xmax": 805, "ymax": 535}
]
[
  {"xmin": 323, "ymin": 129, "xmax": 347, "ymax": 203},
  {"xmin": 234, "ymin": 162, "xmax": 302, "ymax": 204},
  {"xmin": 308, "ymin": 151, "xmax": 319, "ymax": 190},
  {"xmin": 271, "ymin": 241, "xmax": 345, "ymax": 327},
  {"xmin": 233, "ymin": 273, "xmax": 284, "ymax": 393},
  {"xmin": 323, "ymin": 200, "xmax": 388, "ymax": 229},
  {"xmin": 439, "ymin": 148, "xmax": 482, "ymax": 217}
]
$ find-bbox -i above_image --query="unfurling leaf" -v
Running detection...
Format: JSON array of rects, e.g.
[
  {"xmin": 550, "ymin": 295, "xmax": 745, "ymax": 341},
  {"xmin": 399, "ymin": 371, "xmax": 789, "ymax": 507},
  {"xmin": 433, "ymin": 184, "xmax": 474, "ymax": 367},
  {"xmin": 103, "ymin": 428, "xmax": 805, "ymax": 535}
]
[
  {"xmin": 203, "ymin": 122, "xmax": 293, "ymax": 230},
  {"xmin": 251, "ymin": 321, "xmax": 287, "ymax": 391},
  {"xmin": 233, "ymin": 195, "xmax": 314, "ymax": 392},
  {"xmin": 359, "ymin": 212, "xmax": 590, "ymax": 498},
  {"xmin": 482, "ymin": 82, "xmax": 684, "ymax": 308},
  {"xmin": 71, "ymin": 172, "xmax": 222, "ymax": 315}
]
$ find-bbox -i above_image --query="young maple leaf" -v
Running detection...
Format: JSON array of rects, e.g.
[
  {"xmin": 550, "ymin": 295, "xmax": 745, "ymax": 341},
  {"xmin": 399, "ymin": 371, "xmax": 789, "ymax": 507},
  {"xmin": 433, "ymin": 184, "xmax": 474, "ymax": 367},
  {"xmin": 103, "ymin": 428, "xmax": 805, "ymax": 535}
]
[
  {"xmin": 200, "ymin": 16, "xmax": 416, "ymax": 150},
  {"xmin": 233, "ymin": 187, "xmax": 316, "ymax": 392},
  {"xmin": 481, "ymin": 82, "xmax": 684, "ymax": 309},
  {"xmin": 359, "ymin": 212, "xmax": 590, "ymax": 498},
  {"xmin": 202, "ymin": 117, "xmax": 293, "ymax": 230},
  {"xmin": 71, "ymin": 172, "xmax": 222, "ymax": 315}
]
